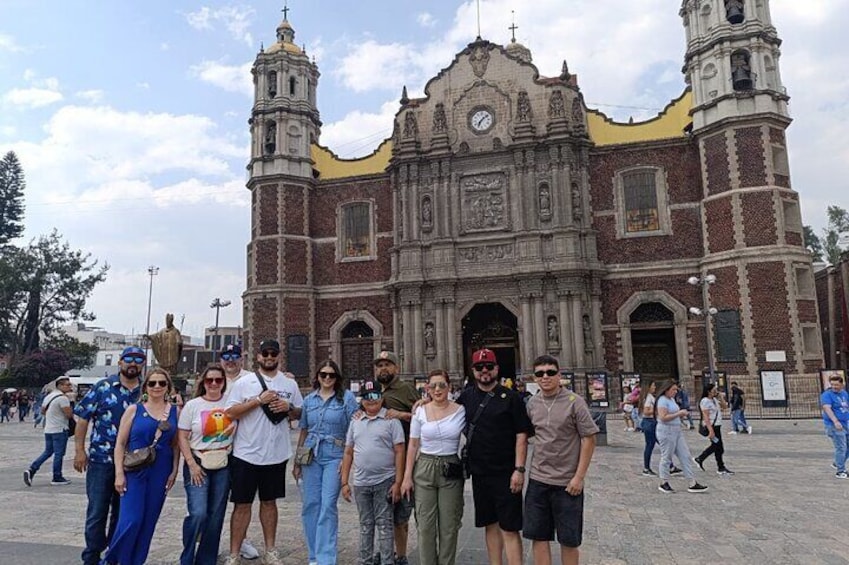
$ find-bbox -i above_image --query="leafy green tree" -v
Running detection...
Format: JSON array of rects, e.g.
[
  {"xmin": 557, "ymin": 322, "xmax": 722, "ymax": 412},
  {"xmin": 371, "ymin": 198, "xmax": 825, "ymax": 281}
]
[
  {"xmin": 43, "ymin": 331, "xmax": 99, "ymax": 370},
  {"xmin": 804, "ymin": 206, "xmax": 849, "ymax": 265},
  {"xmin": 0, "ymin": 151, "xmax": 25, "ymax": 244},
  {"xmin": 803, "ymin": 225, "xmax": 824, "ymax": 262}
]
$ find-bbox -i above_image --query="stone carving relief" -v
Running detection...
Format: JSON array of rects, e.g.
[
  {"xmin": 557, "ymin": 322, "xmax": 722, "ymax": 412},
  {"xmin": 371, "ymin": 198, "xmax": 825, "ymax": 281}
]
[
  {"xmin": 461, "ymin": 174, "xmax": 506, "ymax": 231},
  {"xmin": 469, "ymin": 45, "xmax": 491, "ymax": 78},
  {"xmin": 571, "ymin": 98, "xmax": 585, "ymax": 131},
  {"xmin": 548, "ymin": 90, "xmax": 565, "ymax": 119},
  {"xmin": 287, "ymin": 125, "xmax": 302, "ymax": 156},
  {"xmin": 571, "ymin": 182, "xmax": 582, "ymax": 222},
  {"xmin": 432, "ymin": 103, "xmax": 447, "ymax": 134},
  {"xmin": 403, "ymin": 111, "xmax": 418, "ymax": 139},
  {"xmin": 547, "ymin": 316, "xmax": 559, "ymax": 344},
  {"xmin": 421, "ymin": 195, "xmax": 433, "ymax": 231},
  {"xmin": 457, "ymin": 244, "xmax": 514, "ymax": 263},
  {"xmin": 516, "ymin": 91, "xmax": 532, "ymax": 123},
  {"xmin": 424, "ymin": 322, "xmax": 435, "ymax": 352},
  {"xmin": 582, "ymin": 314, "xmax": 593, "ymax": 352},
  {"xmin": 538, "ymin": 182, "xmax": 552, "ymax": 220}
]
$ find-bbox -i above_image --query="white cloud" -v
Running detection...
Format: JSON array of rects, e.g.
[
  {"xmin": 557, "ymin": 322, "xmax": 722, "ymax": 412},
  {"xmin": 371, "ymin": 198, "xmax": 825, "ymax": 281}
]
[
  {"xmin": 136, "ymin": 82, "xmax": 150, "ymax": 89},
  {"xmin": 321, "ymin": 100, "xmax": 397, "ymax": 158},
  {"xmin": 0, "ymin": 33, "xmax": 23, "ymax": 52},
  {"xmin": 185, "ymin": 6, "xmax": 256, "ymax": 46},
  {"xmin": 2, "ymin": 87, "xmax": 63, "ymax": 108},
  {"xmin": 417, "ymin": 13, "xmax": 437, "ymax": 28},
  {"xmin": 160, "ymin": 42, "xmax": 170, "ymax": 51},
  {"xmin": 0, "ymin": 125, "xmax": 15, "ymax": 137},
  {"xmin": 190, "ymin": 60, "xmax": 253, "ymax": 97},
  {"xmin": 75, "ymin": 89, "xmax": 105, "ymax": 103}
]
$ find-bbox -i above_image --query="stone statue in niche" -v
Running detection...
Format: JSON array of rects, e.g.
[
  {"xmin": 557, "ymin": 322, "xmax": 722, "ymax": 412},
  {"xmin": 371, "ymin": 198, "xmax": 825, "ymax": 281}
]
[
  {"xmin": 264, "ymin": 122, "xmax": 276, "ymax": 155},
  {"xmin": 571, "ymin": 98, "xmax": 584, "ymax": 128},
  {"xmin": 547, "ymin": 316, "xmax": 559, "ymax": 344},
  {"xmin": 548, "ymin": 90, "xmax": 565, "ymax": 119},
  {"xmin": 582, "ymin": 314, "xmax": 593, "ymax": 351},
  {"xmin": 469, "ymin": 44, "xmax": 490, "ymax": 78},
  {"xmin": 516, "ymin": 91, "xmax": 532, "ymax": 123},
  {"xmin": 433, "ymin": 103, "xmax": 447, "ymax": 134},
  {"xmin": 421, "ymin": 196, "xmax": 433, "ymax": 228},
  {"xmin": 287, "ymin": 125, "xmax": 301, "ymax": 156},
  {"xmin": 403, "ymin": 111, "xmax": 418, "ymax": 139},
  {"xmin": 424, "ymin": 322, "xmax": 435, "ymax": 352},
  {"xmin": 571, "ymin": 182, "xmax": 582, "ymax": 222},
  {"xmin": 538, "ymin": 184, "xmax": 551, "ymax": 218}
]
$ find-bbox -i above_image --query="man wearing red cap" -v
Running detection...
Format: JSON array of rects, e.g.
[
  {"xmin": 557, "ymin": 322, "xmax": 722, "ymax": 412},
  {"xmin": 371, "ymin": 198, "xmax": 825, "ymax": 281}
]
[{"xmin": 457, "ymin": 348, "xmax": 533, "ymax": 565}]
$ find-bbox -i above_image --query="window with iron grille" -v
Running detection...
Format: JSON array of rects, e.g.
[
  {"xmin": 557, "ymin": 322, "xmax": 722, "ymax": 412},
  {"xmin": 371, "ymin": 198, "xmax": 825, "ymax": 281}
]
[
  {"xmin": 342, "ymin": 202, "xmax": 372, "ymax": 258},
  {"xmin": 623, "ymin": 170, "xmax": 660, "ymax": 233}
]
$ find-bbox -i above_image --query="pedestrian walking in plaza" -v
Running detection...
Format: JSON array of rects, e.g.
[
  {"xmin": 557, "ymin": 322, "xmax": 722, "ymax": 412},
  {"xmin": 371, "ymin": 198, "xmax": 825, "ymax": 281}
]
[
  {"xmin": 655, "ymin": 380, "xmax": 708, "ymax": 494},
  {"xmin": 18, "ymin": 391, "xmax": 30, "ymax": 422},
  {"xmin": 341, "ymin": 379, "xmax": 406, "ymax": 565},
  {"xmin": 820, "ymin": 374, "xmax": 849, "ymax": 479},
  {"xmin": 629, "ymin": 385, "xmax": 642, "ymax": 431},
  {"xmin": 456, "ymin": 348, "xmax": 532, "ymax": 565},
  {"xmin": 694, "ymin": 383, "xmax": 733, "ymax": 475},
  {"xmin": 674, "ymin": 383, "xmax": 693, "ymax": 430},
  {"xmin": 294, "ymin": 360, "xmax": 359, "ymax": 565},
  {"xmin": 639, "ymin": 381, "xmax": 658, "ymax": 476},
  {"xmin": 223, "ymin": 339, "xmax": 303, "ymax": 565},
  {"xmin": 729, "ymin": 382, "xmax": 752, "ymax": 434},
  {"xmin": 374, "ymin": 350, "xmax": 420, "ymax": 565},
  {"xmin": 102, "ymin": 368, "xmax": 179, "ymax": 565},
  {"xmin": 177, "ymin": 364, "xmax": 235, "ymax": 565},
  {"xmin": 524, "ymin": 355, "xmax": 598, "ymax": 565},
  {"xmin": 23, "ymin": 377, "xmax": 75, "ymax": 486},
  {"xmin": 401, "ymin": 369, "xmax": 466, "ymax": 565},
  {"xmin": 0, "ymin": 390, "xmax": 10, "ymax": 423},
  {"xmin": 621, "ymin": 385, "xmax": 635, "ymax": 432},
  {"xmin": 73, "ymin": 346, "xmax": 144, "ymax": 565}
]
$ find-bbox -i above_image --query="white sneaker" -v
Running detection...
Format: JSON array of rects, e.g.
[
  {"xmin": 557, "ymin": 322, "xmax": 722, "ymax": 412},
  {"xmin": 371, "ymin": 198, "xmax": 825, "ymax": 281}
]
[
  {"xmin": 729, "ymin": 431, "xmax": 738, "ymax": 435},
  {"xmin": 747, "ymin": 426, "xmax": 753, "ymax": 434},
  {"xmin": 240, "ymin": 539, "xmax": 260, "ymax": 560},
  {"xmin": 262, "ymin": 548, "xmax": 284, "ymax": 565},
  {"xmin": 223, "ymin": 555, "xmax": 241, "ymax": 565}
]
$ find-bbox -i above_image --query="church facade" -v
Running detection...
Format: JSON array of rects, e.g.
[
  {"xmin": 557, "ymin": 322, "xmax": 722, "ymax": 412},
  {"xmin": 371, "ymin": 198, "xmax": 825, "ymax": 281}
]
[{"xmin": 242, "ymin": 0, "xmax": 823, "ymax": 409}]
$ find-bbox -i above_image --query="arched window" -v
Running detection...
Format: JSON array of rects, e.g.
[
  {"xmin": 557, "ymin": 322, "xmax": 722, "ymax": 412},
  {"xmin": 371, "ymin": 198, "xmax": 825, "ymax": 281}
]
[
  {"xmin": 724, "ymin": 0, "xmax": 745, "ymax": 24},
  {"xmin": 289, "ymin": 76, "xmax": 297, "ymax": 96},
  {"xmin": 339, "ymin": 201, "xmax": 374, "ymax": 260},
  {"xmin": 340, "ymin": 321, "xmax": 375, "ymax": 381},
  {"xmin": 731, "ymin": 50, "xmax": 753, "ymax": 91},
  {"xmin": 614, "ymin": 167, "xmax": 672, "ymax": 238},
  {"xmin": 267, "ymin": 71, "xmax": 277, "ymax": 98}
]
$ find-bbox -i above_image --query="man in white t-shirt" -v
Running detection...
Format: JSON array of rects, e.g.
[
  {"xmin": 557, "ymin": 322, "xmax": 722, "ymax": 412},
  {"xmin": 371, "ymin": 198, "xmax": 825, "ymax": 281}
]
[
  {"xmin": 223, "ymin": 339, "xmax": 303, "ymax": 565},
  {"xmin": 24, "ymin": 377, "xmax": 74, "ymax": 486}
]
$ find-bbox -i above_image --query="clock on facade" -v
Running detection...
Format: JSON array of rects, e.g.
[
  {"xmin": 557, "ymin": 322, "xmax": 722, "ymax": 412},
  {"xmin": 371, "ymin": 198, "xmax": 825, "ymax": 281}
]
[{"xmin": 469, "ymin": 108, "xmax": 494, "ymax": 133}]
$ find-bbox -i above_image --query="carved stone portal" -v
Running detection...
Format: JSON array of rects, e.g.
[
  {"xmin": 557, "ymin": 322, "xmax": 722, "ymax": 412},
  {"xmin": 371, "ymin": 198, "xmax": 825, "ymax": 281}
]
[{"xmin": 461, "ymin": 173, "xmax": 507, "ymax": 231}]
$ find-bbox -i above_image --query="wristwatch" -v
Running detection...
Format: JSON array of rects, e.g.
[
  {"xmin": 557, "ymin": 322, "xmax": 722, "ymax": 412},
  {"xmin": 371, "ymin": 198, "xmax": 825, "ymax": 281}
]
[{"xmin": 514, "ymin": 466, "xmax": 526, "ymax": 473}]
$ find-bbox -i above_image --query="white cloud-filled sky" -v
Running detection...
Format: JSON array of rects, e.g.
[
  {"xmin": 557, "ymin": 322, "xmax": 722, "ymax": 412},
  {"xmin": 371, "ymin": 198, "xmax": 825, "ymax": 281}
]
[{"xmin": 0, "ymin": 0, "xmax": 847, "ymax": 341}]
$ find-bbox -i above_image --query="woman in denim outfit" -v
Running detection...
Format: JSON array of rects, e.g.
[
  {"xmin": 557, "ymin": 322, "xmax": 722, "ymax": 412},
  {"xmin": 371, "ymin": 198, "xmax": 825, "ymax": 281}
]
[
  {"xmin": 294, "ymin": 360, "xmax": 359, "ymax": 565},
  {"xmin": 177, "ymin": 364, "xmax": 235, "ymax": 565}
]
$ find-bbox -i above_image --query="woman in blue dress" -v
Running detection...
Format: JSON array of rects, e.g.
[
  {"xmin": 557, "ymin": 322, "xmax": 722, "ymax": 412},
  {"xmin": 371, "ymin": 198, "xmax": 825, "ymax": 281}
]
[
  {"xmin": 293, "ymin": 360, "xmax": 359, "ymax": 565},
  {"xmin": 102, "ymin": 368, "xmax": 179, "ymax": 565}
]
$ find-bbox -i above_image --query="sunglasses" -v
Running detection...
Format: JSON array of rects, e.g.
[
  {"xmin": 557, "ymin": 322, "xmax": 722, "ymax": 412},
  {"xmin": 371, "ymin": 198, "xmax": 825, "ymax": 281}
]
[
  {"xmin": 429, "ymin": 381, "xmax": 448, "ymax": 389},
  {"xmin": 147, "ymin": 380, "xmax": 168, "ymax": 388},
  {"xmin": 122, "ymin": 355, "xmax": 146, "ymax": 364},
  {"xmin": 534, "ymin": 369, "xmax": 559, "ymax": 378},
  {"xmin": 205, "ymin": 377, "xmax": 224, "ymax": 384},
  {"xmin": 260, "ymin": 350, "xmax": 279, "ymax": 358},
  {"xmin": 221, "ymin": 353, "xmax": 241, "ymax": 361},
  {"xmin": 318, "ymin": 371, "xmax": 337, "ymax": 379},
  {"xmin": 473, "ymin": 363, "xmax": 495, "ymax": 372}
]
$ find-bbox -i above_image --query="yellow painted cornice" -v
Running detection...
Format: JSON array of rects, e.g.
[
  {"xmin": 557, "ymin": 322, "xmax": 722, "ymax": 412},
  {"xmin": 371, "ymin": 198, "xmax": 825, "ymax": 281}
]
[
  {"xmin": 587, "ymin": 90, "xmax": 692, "ymax": 146},
  {"xmin": 311, "ymin": 139, "xmax": 392, "ymax": 180}
]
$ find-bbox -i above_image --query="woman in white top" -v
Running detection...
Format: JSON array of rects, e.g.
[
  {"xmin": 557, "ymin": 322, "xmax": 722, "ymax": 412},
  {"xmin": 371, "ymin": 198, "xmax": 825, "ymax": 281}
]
[
  {"xmin": 401, "ymin": 369, "xmax": 466, "ymax": 565},
  {"xmin": 655, "ymin": 380, "xmax": 708, "ymax": 494},
  {"xmin": 694, "ymin": 382, "xmax": 733, "ymax": 474}
]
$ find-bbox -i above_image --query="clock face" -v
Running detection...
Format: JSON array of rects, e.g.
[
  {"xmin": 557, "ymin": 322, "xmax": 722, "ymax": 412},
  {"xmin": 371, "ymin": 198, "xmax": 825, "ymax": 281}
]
[{"xmin": 470, "ymin": 109, "xmax": 494, "ymax": 132}]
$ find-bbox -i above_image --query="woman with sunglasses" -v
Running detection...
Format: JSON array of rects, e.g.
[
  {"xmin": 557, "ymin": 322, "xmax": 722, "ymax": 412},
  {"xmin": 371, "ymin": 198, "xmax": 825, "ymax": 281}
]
[
  {"xmin": 401, "ymin": 369, "xmax": 466, "ymax": 565},
  {"xmin": 655, "ymin": 380, "xmax": 708, "ymax": 495},
  {"xmin": 177, "ymin": 364, "xmax": 236, "ymax": 565},
  {"xmin": 104, "ymin": 368, "xmax": 179, "ymax": 565},
  {"xmin": 293, "ymin": 360, "xmax": 359, "ymax": 565}
]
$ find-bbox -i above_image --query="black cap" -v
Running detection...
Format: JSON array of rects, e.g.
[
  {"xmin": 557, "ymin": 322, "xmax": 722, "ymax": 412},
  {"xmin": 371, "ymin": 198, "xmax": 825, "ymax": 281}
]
[{"xmin": 258, "ymin": 339, "xmax": 281, "ymax": 353}]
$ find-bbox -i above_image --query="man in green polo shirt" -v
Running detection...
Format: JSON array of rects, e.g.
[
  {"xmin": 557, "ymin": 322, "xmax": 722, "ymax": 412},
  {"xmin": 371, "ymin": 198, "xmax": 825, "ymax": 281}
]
[{"xmin": 374, "ymin": 350, "xmax": 419, "ymax": 565}]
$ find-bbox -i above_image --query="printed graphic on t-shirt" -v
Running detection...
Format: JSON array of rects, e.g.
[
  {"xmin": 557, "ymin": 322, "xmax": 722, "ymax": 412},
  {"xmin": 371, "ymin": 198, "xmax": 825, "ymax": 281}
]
[{"xmin": 201, "ymin": 408, "xmax": 233, "ymax": 443}]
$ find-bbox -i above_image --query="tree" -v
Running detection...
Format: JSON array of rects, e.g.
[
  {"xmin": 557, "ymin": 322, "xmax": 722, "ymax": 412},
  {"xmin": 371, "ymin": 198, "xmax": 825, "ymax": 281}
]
[
  {"xmin": 43, "ymin": 331, "xmax": 99, "ymax": 370},
  {"xmin": 0, "ymin": 151, "xmax": 25, "ymax": 244},
  {"xmin": 803, "ymin": 225, "xmax": 824, "ymax": 262},
  {"xmin": 804, "ymin": 206, "xmax": 849, "ymax": 265},
  {"xmin": 2, "ymin": 230, "xmax": 108, "ymax": 363},
  {"xmin": 8, "ymin": 348, "xmax": 72, "ymax": 388}
]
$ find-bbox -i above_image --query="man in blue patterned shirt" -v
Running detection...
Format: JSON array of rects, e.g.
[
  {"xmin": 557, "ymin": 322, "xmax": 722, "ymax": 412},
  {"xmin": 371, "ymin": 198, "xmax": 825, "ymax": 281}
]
[{"xmin": 73, "ymin": 345, "xmax": 144, "ymax": 565}]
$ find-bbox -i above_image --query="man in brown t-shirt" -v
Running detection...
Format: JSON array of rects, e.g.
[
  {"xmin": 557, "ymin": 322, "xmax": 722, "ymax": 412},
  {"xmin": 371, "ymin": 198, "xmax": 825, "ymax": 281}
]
[{"xmin": 524, "ymin": 354, "xmax": 598, "ymax": 565}]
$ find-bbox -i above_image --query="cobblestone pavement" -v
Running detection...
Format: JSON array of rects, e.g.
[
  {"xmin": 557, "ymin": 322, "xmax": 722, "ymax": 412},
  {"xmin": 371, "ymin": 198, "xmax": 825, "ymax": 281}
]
[{"xmin": 0, "ymin": 418, "xmax": 846, "ymax": 564}]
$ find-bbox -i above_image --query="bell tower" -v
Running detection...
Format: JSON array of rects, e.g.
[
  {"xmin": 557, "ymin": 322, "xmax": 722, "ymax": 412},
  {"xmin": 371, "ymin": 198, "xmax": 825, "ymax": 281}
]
[{"xmin": 681, "ymin": 0, "xmax": 822, "ymax": 383}]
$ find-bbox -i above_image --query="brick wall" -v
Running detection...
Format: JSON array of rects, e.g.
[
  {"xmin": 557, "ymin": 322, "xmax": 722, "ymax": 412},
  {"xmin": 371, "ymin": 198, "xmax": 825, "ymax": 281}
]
[
  {"xmin": 704, "ymin": 133, "xmax": 730, "ymax": 195},
  {"xmin": 746, "ymin": 261, "xmax": 795, "ymax": 366},
  {"xmin": 705, "ymin": 197, "xmax": 735, "ymax": 253},
  {"xmin": 735, "ymin": 127, "xmax": 767, "ymax": 188},
  {"xmin": 255, "ymin": 239, "xmax": 279, "ymax": 285},
  {"xmin": 282, "ymin": 184, "xmax": 306, "ymax": 235},
  {"xmin": 252, "ymin": 296, "xmax": 279, "ymax": 345},
  {"xmin": 741, "ymin": 191, "xmax": 777, "ymax": 247},
  {"xmin": 259, "ymin": 185, "xmax": 279, "ymax": 236},
  {"xmin": 283, "ymin": 240, "xmax": 308, "ymax": 285}
]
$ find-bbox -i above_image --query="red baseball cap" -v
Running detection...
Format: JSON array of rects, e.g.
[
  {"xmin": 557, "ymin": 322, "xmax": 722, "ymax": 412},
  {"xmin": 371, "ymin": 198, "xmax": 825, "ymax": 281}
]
[{"xmin": 472, "ymin": 348, "xmax": 497, "ymax": 364}]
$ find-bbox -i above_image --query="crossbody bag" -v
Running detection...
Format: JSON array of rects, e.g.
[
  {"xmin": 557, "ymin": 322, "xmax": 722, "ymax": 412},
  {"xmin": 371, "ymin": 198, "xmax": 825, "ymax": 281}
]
[
  {"xmin": 255, "ymin": 373, "xmax": 289, "ymax": 425},
  {"xmin": 460, "ymin": 391, "xmax": 495, "ymax": 479},
  {"xmin": 123, "ymin": 409, "xmax": 170, "ymax": 472},
  {"xmin": 42, "ymin": 393, "xmax": 76, "ymax": 437}
]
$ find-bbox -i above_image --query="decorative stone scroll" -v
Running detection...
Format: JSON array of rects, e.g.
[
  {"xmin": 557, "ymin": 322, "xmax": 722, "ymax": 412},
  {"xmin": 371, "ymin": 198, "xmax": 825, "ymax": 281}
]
[{"xmin": 457, "ymin": 244, "xmax": 514, "ymax": 263}]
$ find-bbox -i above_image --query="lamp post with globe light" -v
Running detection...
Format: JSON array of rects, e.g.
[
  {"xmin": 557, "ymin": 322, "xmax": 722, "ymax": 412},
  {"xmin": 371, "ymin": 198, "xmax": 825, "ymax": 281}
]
[
  {"xmin": 688, "ymin": 273, "xmax": 718, "ymax": 383},
  {"xmin": 210, "ymin": 298, "xmax": 231, "ymax": 361}
]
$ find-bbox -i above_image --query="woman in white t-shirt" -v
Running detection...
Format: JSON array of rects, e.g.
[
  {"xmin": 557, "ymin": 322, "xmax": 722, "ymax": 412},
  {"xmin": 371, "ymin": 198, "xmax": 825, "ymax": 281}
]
[
  {"xmin": 694, "ymin": 382, "xmax": 733, "ymax": 475},
  {"xmin": 655, "ymin": 380, "xmax": 708, "ymax": 494},
  {"xmin": 177, "ymin": 364, "xmax": 235, "ymax": 565},
  {"xmin": 401, "ymin": 369, "xmax": 466, "ymax": 565}
]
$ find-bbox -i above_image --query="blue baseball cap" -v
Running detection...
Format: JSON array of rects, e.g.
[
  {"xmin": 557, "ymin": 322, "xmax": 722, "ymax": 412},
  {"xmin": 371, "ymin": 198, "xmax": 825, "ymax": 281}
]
[{"xmin": 121, "ymin": 346, "xmax": 146, "ymax": 358}]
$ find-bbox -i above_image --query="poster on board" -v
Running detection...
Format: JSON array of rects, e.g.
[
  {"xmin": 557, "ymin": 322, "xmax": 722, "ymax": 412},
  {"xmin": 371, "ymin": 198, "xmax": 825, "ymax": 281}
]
[
  {"xmin": 620, "ymin": 372, "xmax": 641, "ymax": 399},
  {"xmin": 585, "ymin": 372, "xmax": 609, "ymax": 408},
  {"xmin": 819, "ymin": 369, "xmax": 847, "ymax": 392},
  {"xmin": 559, "ymin": 371, "xmax": 575, "ymax": 391},
  {"xmin": 759, "ymin": 370, "xmax": 788, "ymax": 407}
]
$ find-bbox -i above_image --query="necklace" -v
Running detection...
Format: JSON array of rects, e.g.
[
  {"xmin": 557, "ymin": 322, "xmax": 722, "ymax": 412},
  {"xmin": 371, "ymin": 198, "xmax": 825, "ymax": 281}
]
[{"xmin": 541, "ymin": 390, "xmax": 560, "ymax": 425}]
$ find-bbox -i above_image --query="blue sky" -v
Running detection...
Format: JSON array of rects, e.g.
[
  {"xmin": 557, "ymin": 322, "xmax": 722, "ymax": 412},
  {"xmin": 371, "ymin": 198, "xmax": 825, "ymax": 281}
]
[{"xmin": 1, "ymin": 0, "xmax": 847, "ymax": 341}]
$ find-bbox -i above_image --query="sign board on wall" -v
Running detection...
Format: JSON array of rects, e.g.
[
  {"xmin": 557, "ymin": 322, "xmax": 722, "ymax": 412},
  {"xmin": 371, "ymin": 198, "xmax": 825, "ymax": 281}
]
[
  {"xmin": 765, "ymin": 350, "xmax": 787, "ymax": 363},
  {"xmin": 759, "ymin": 370, "xmax": 788, "ymax": 407},
  {"xmin": 585, "ymin": 372, "xmax": 609, "ymax": 408}
]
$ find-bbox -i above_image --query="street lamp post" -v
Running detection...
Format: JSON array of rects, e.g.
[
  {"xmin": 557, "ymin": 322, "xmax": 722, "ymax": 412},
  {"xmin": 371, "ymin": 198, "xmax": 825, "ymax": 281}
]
[
  {"xmin": 144, "ymin": 266, "xmax": 159, "ymax": 366},
  {"xmin": 688, "ymin": 273, "xmax": 718, "ymax": 383},
  {"xmin": 210, "ymin": 298, "xmax": 232, "ymax": 361}
]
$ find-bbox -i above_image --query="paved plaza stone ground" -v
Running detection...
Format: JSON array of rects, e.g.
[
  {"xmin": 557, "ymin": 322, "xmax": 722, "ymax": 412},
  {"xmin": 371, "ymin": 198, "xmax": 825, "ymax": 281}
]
[{"xmin": 1, "ymin": 418, "xmax": 847, "ymax": 565}]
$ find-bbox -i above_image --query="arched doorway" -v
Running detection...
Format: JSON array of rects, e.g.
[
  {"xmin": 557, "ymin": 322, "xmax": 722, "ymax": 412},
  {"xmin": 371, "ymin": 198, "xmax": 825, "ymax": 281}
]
[
  {"xmin": 340, "ymin": 320, "xmax": 374, "ymax": 381},
  {"xmin": 630, "ymin": 302, "xmax": 679, "ymax": 385},
  {"xmin": 461, "ymin": 303, "xmax": 519, "ymax": 383}
]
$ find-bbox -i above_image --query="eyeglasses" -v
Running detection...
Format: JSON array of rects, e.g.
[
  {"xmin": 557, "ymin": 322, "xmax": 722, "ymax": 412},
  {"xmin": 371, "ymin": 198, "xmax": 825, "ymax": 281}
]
[
  {"xmin": 429, "ymin": 381, "xmax": 448, "ymax": 390},
  {"xmin": 260, "ymin": 350, "xmax": 279, "ymax": 358},
  {"xmin": 147, "ymin": 380, "xmax": 168, "ymax": 388},
  {"xmin": 473, "ymin": 363, "xmax": 495, "ymax": 372},
  {"xmin": 318, "ymin": 371, "xmax": 337, "ymax": 379},
  {"xmin": 534, "ymin": 369, "xmax": 559, "ymax": 378},
  {"xmin": 122, "ymin": 355, "xmax": 146, "ymax": 364},
  {"xmin": 221, "ymin": 353, "xmax": 241, "ymax": 361},
  {"xmin": 205, "ymin": 377, "xmax": 224, "ymax": 384}
]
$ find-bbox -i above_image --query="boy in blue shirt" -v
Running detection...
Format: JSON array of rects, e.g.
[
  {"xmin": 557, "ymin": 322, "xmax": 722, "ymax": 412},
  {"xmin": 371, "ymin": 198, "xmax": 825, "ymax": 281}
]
[{"xmin": 820, "ymin": 374, "xmax": 849, "ymax": 479}]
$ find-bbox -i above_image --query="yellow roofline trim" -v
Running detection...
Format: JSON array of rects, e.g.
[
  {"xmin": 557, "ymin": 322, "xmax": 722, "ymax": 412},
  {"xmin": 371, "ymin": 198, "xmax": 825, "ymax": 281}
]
[
  {"xmin": 311, "ymin": 139, "xmax": 393, "ymax": 180},
  {"xmin": 587, "ymin": 90, "xmax": 693, "ymax": 146}
]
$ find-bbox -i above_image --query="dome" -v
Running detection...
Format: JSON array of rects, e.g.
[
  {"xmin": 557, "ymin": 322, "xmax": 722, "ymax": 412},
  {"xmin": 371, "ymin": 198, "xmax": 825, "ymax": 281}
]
[
  {"xmin": 506, "ymin": 40, "xmax": 532, "ymax": 63},
  {"xmin": 265, "ymin": 41, "xmax": 303, "ymax": 55}
]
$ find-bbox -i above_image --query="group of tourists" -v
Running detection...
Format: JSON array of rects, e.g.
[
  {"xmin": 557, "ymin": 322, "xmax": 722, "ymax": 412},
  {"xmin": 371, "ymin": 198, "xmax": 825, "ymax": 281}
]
[{"xmin": 0, "ymin": 388, "xmax": 32, "ymax": 422}]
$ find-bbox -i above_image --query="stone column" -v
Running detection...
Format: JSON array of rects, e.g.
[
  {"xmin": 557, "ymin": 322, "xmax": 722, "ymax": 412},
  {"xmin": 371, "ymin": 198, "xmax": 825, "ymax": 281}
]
[
  {"xmin": 520, "ymin": 296, "xmax": 533, "ymax": 371},
  {"xmin": 571, "ymin": 294, "xmax": 585, "ymax": 368},
  {"xmin": 558, "ymin": 296, "xmax": 573, "ymax": 367},
  {"xmin": 435, "ymin": 302, "xmax": 445, "ymax": 368},
  {"xmin": 533, "ymin": 296, "xmax": 546, "ymax": 361},
  {"xmin": 401, "ymin": 303, "xmax": 413, "ymax": 373},
  {"xmin": 413, "ymin": 304, "xmax": 423, "ymax": 374},
  {"xmin": 446, "ymin": 302, "xmax": 458, "ymax": 375},
  {"xmin": 590, "ymin": 278, "xmax": 604, "ymax": 368},
  {"xmin": 391, "ymin": 294, "xmax": 400, "ymax": 355}
]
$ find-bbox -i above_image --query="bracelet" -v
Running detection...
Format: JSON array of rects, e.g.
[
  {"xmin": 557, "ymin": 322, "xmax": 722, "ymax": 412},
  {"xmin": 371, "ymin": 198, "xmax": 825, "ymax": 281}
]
[{"xmin": 341, "ymin": 483, "xmax": 349, "ymax": 488}]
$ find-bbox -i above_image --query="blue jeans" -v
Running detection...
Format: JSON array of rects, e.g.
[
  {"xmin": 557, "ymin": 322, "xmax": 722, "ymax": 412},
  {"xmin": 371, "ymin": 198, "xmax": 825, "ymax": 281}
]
[
  {"xmin": 181, "ymin": 461, "xmax": 230, "ymax": 565},
  {"xmin": 30, "ymin": 431, "xmax": 69, "ymax": 480},
  {"xmin": 641, "ymin": 419, "xmax": 657, "ymax": 470},
  {"xmin": 353, "ymin": 477, "xmax": 395, "ymax": 565},
  {"xmin": 83, "ymin": 461, "xmax": 121, "ymax": 565},
  {"xmin": 301, "ymin": 443, "xmax": 344, "ymax": 565},
  {"xmin": 731, "ymin": 409, "xmax": 749, "ymax": 432},
  {"xmin": 826, "ymin": 426, "xmax": 849, "ymax": 473}
]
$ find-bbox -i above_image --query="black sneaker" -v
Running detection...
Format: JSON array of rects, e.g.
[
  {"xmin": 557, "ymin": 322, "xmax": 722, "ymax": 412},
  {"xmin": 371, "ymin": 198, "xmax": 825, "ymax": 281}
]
[
  {"xmin": 23, "ymin": 469, "xmax": 32, "ymax": 487},
  {"xmin": 395, "ymin": 556, "xmax": 410, "ymax": 565},
  {"xmin": 717, "ymin": 468, "xmax": 735, "ymax": 475},
  {"xmin": 658, "ymin": 482, "xmax": 674, "ymax": 494},
  {"xmin": 669, "ymin": 466, "xmax": 683, "ymax": 475},
  {"xmin": 51, "ymin": 477, "xmax": 71, "ymax": 485},
  {"xmin": 693, "ymin": 457, "xmax": 705, "ymax": 472},
  {"xmin": 687, "ymin": 483, "xmax": 709, "ymax": 493},
  {"xmin": 641, "ymin": 468, "xmax": 657, "ymax": 477}
]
